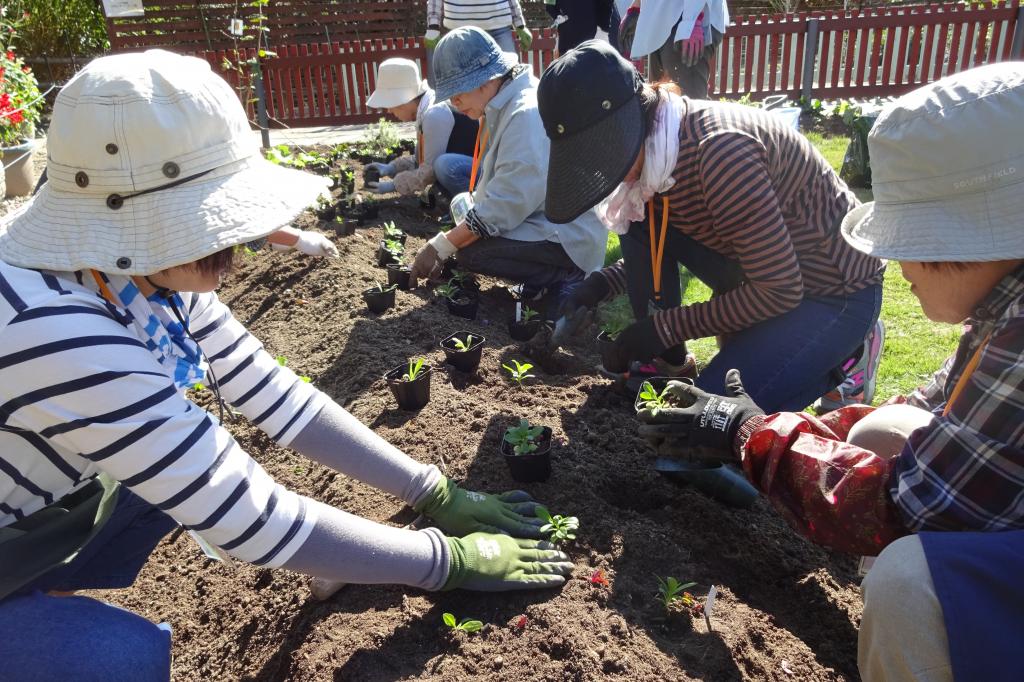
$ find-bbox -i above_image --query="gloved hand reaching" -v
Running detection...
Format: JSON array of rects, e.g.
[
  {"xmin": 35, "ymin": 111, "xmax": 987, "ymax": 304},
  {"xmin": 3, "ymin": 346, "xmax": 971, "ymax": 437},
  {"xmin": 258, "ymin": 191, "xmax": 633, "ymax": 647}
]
[
  {"xmin": 425, "ymin": 27, "xmax": 441, "ymax": 49},
  {"xmin": 365, "ymin": 161, "xmax": 396, "ymax": 179},
  {"xmin": 414, "ymin": 476, "xmax": 544, "ymax": 538},
  {"xmin": 613, "ymin": 315, "xmax": 670, "ymax": 366},
  {"xmin": 409, "ymin": 231, "xmax": 457, "ymax": 284},
  {"xmin": 515, "ymin": 26, "xmax": 533, "ymax": 51},
  {"xmin": 557, "ymin": 271, "xmax": 610, "ymax": 317},
  {"xmin": 443, "ymin": 533, "xmax": 574, "ymax": 591},
  {"xmin": 271, "ymin": 230, "xmax": 339, "ymax": 257},
  {"xmin": 367, "ymin": 179, "xmax": 396, "ymax": 194},
  {"xmin": 637, "ymin": 369, "xmax": 765, "ymax": 458}
]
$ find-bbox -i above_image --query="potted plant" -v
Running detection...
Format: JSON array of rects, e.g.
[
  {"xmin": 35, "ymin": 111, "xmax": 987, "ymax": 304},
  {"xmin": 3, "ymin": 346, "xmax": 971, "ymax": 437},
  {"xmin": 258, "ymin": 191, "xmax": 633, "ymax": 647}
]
[
  {"xmin": 385, "ymin": 358, "xmax": 432, "ymax": 410},
  {"xmin": 0, "ymin": 43, "xmax": 42, "ymax": 197},
  {"xmin": 439, "ymin": 331, "xmax": 485, "ymax": 373},
  {"xmin": 386, "ymin": 263, "xmax": 412, "ymax": 290},
  {"xmin": 333, "ymin": 168, "xmax": 356, "ymax": 195},
  {"xmin": 596, "ymin": 319, "xmax": 630, "ymax": 374},
  {"xmin": 382, "ymin": 221, "xmax": 407, "ymax": 245},
  {"xmin": 314, "ymin": 195, "xmax": 338, "ymax": 221},
  {"xmin": 448, "ymin": 269, "xmax": 479, "ymax": 295},
  {"xmin": 334, "ymin": 215, "xmax": 358, "ymax": 236},
  {"xmin": 362, "ymin": 282, "xmax": 397, "ymax": 314},
  {"xmin": 377, "ymin": 238, "xmax": 404, "ymax": 267},
  {"xmin": 435, "ymin": 282, "xmax": 478, "ymax": 320},
  {"xmin": 500, "ymin": 418, "xmax": 552, "ymax": 483},
  {"xmin": 508, "ymin": 304, "xmax": 543, "ymax": 341}
]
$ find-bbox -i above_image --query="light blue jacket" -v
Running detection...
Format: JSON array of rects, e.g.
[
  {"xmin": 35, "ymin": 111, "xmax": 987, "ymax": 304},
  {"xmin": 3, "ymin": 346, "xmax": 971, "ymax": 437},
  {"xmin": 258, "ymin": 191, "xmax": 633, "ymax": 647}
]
[{"xmin": 468, "ymin": 67, "xmax": 607, "ymax": 274}]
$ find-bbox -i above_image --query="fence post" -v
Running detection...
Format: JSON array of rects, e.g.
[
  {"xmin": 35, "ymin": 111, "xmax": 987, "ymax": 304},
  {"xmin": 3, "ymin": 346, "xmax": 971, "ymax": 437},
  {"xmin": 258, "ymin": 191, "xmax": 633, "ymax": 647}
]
[
  {"xmin": 802, "ymin": 18, "xmax": 820, "ymax": 101},
  {"xmin": 1011, "ymin": 5, "xmax": 1024, "ymax": 59},
  {"xmin": 253, "ymin": 66, "xmax": 271, "ymax": 149}
]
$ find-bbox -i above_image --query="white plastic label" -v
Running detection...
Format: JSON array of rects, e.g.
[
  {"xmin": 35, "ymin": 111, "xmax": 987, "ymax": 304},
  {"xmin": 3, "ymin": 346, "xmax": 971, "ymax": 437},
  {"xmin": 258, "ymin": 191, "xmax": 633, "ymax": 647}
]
[
  {"xmin": 704, "ymin": 584, "xmax": 718, "ymax": 631},
  {"xmin": 102, "ymin": 0, "xmax": 144, "ymax": 17}
]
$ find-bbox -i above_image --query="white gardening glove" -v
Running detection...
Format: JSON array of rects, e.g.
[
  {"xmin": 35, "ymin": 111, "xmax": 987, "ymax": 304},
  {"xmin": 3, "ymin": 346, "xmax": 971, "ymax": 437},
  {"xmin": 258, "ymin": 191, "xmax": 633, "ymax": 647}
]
[
  {"xmin": 367, "ymin": 179, "xmax": 397, "ymax": 194},
  {"xmin": 292, "ymin": 230, "xmax": 339, "ymax": 257},
  {"xmin": 425, "ymin": 28, "xmax": 441, "ymax": 49},
  {"xmin": 410, "ymin": 231, "xmax": 458, "ymax": 283},
  {"xmin": 366, "ymin": 161, "xmax": 396, "ymax": 178}
]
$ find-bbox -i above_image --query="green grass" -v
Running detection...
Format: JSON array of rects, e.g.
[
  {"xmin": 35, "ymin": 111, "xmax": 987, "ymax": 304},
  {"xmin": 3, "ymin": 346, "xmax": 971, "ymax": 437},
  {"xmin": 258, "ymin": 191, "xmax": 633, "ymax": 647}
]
[{"xmin": 595, "ymin": 131, "xmax": 961, "ymax": 402}]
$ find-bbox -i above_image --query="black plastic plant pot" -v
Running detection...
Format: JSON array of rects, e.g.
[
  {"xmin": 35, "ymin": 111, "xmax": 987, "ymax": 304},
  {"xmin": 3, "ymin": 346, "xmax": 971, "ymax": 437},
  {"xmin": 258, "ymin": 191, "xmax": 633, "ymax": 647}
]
[
  {"xmin": 508, "ymin": 318, "xmax": 543, "ymax": 342},
  {"xmin": 386, "ymin": 264, "xmax": 412, "ymax": 290},
  {"xmin": 384, "ymin": 232, "xmax": 407, "ymax": 246},
  {"xmin": 633, "ymin": 376, "xmax": 674, "ymax": 412},
  {"xmin": 447, "ymin": 295, "xmax": 478, "ymax": 320},
  {"xmin": 440, "ymin": 331, "xmax": 486, "ymax": 373},
  {"xmin": 596, "ymin": 330, "xmax": 630, "ymax": 374},
  {"xmin": 336, "ymin": 218, "xmax": 358, "ymax": 236},
  {"xmin": 362, "ymin": 286, "xmax": 396, "ymax": 314},
  {"xmin": 363, "ymin": 165, "xmax": 382, "ymax": 184},
  {"xmin": 386, "ymin": 364, "xmax": 432, "ymax": 411},
  {"xmin": 377, "ymin": 242, "xmax": 402, "ymax": 267},
  {"xmin": 500, "ymin": 427, "xmax": 553, "ymax": 483},
  {"xmin": 339, "ymin": 177, "xmax": 355, "ymax": 196},
  {"xmin": 316, "ymin": 204, "xmax": 338, "ymax": 221}
]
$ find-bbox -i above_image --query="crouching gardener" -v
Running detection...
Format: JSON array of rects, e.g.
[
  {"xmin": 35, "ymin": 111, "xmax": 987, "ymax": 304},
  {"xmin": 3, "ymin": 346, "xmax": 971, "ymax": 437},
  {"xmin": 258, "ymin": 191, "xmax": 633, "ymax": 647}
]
[
  {"xmin": 0, "ymin": 51, "xmax": 573, "ymax": 680},
  {"xmin": 636, "ymin": 63, "xmax": 1024, "ymax": 682},
  {"xmin": 410, "ymin": 27, "xmax": 608, "ymax": 307}
]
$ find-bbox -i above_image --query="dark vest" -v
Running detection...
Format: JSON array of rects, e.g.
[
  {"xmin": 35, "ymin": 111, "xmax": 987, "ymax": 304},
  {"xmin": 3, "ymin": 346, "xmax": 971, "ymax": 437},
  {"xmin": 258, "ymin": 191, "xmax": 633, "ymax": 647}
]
[{"xmin": 445, "ymin": 105, "xmax": 478, "ymax": 157}]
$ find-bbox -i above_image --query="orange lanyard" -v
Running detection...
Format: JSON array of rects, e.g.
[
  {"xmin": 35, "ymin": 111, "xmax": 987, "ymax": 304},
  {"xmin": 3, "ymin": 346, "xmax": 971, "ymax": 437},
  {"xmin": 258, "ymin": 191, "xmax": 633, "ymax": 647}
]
[
  {"xmin": 469, "ymin": 117, "xmax": 489, "ymax": 193},
  {"xmin": 647, "ymin": 196, "xmax": 670, "ymax": 302},
  {"xmin": 417, "ymin": 130, "xmax": 425, "ymax": 165},
  {"xmin": 942, "ymin": 333, "xmax": 992, "ymax": 417},
  {"xmin": 90, "ymin": 269, "xmax": 119, "ymax": 306}
]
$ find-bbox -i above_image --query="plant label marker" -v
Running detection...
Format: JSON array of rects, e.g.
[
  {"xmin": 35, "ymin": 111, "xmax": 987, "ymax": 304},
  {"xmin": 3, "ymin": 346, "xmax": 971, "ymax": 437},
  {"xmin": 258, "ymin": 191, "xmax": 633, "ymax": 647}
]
[
  {"xmin": 704, "ymin": 585, "xmax": 718, "ymax": 631},
  {"xmin": 515, "ymin": 301, "xmax": 522, "ymax": 322},
  {"xmin": 189, "ymin": 530, "xmax": 236, "ymax": 570}
]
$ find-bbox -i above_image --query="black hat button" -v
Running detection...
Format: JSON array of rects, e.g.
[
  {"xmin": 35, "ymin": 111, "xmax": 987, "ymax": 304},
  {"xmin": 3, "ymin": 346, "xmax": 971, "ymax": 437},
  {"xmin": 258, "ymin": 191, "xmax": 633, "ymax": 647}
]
[
  {"xmin": 106, "ymin": 194, "xmax": 124, "ymax": 210},
  {"xmin": 75, "ymin": 172, "xmax": 89, "ymax": 188},
  {"xmin": 105, "ymin": 143, "xmax": 118, "ymax": 154},
  {"xmin": 162, "ymin": 162, "xmax": 180, "ymax": 178},
  {"xmin": 115, "ymin": 257, "xmax": 132, "ymax": 269}
]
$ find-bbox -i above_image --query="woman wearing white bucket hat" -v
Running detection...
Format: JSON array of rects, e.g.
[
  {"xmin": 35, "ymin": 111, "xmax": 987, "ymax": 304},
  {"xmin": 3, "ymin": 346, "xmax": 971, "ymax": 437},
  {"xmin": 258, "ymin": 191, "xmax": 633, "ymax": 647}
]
[
  {"xmin": 0, "ymin": 51, "xmax": 572, "ymax": 679},
  {"xmin": 363, "ymin": 57, "xmax": 478, "ymax": 198},
  {"xmin": 635, "ymin": 61, "xmax": 1024, "ymax": 682}
]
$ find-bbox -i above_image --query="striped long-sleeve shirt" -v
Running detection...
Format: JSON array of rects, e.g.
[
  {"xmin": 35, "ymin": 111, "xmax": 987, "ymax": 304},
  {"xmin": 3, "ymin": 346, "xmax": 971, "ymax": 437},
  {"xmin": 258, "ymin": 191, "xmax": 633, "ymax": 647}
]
[
  {"xmin": 427, "ymin": 0, "xmax": 526, "ymax": 31},
  {"xmin": 0, "ymin": 261, "xmax": 329, "ymax": 567},
  {"xmin": 603, "ymin": 99, "xmax": 885, "ymax": 347}
]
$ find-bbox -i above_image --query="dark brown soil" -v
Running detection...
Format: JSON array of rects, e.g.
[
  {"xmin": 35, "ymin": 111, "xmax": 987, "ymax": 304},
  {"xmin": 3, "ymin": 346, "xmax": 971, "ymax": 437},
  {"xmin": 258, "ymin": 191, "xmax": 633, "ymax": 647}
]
[{"xmin": 89, "ymin": 157, "xmax": 865, "ymax": 681}]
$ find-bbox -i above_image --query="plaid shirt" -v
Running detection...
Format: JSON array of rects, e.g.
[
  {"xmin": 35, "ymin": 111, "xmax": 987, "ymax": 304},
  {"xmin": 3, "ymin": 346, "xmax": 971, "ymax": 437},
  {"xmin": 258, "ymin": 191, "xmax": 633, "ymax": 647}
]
[{"xmin": 737, "ymin": 264, "xmax": 1024, "ymax": 555}]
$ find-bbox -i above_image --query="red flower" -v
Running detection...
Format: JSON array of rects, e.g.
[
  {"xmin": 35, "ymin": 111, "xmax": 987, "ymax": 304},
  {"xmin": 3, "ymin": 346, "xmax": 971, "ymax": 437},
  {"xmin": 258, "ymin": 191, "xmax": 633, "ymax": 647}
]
[
  {"xmin": 514, "ymin": 615, "xmax": 527, "ymax": 629},
  {"xmin": 0, "ymin": 92, "xmax": 10, "ymax": 108},
  {"xmin": 589, "ymin": 569, "xmax": 609, "ymax": 586},
  {"xmin": 8, "ymin": 110, "xmax": 22, "ymax": 124},
  {"xmin": 5, "ymin": 52, "xmax": 14, "ymax": 61}
]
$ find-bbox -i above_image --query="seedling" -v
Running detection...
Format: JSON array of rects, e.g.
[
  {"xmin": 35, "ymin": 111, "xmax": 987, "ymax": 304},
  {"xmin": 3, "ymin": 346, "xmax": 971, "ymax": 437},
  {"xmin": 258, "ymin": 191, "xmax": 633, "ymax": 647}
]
[
  {"xmin": 192, "ymin": 382, "xmax": 207, "ymax": 392},
  {"xmin": 442, "ymin": 612, "xmax": 483, "ymax": 634},
  {"xmin": 434, "ymin": 283, "xmax": 459, "ymax": 301},
  {"xmin": 403, "ymin": 358, "xmax": 426, "ymax": 382},
  {"xmin": 382, "ymin": 238, "xmax": 404, "ymax": 255},
  {"xmin": 520, "ymin": 306, "xmax": 539, "ymax": 324},
  {"xmin": 452, "ymin": 334, "xmax": 476, "ymax": 351},
  {"xmin": 536, "ymin": 506, "xmax": 579, "ymax": 546},
  {"xmin": 503, "ymin": 419, "xmax": 543, "ymax": 455},
  {"xmin": 656, "ymin": 576, "xmax": 698, "ymax": 611},
  {"xmin": 370, "ymin": 281, "xmax": 397, "ymax": 293},
  {"xmin": 638, "ymin": 380, "xmax": 672, "ymax": 415},
  {"xmin": 449, "ymin": 269, "xmax": 472, "ymax": 288},
  {"xmin": 276, "ymin": 355, "xmax": 288, "ymax": 367},
  {"xmin": 382, "ymin": 221, "xmax": 404, "ymax": 241},
  {"xmin": 600, "ymin": 319, "xmax": 628, "ymax": 340},
  {"xmin": 502, "ymin": 360, "xmax": 535, "ymax": 387}
]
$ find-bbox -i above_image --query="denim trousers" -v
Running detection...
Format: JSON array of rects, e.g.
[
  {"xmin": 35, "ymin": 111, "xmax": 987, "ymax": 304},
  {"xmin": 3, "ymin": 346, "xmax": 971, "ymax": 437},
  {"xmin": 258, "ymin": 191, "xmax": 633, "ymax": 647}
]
[
  {"xmin": 0, "ymin": 488, "xmax": 177, "ymax": 680},
  {"xmin": 619, "ymin": 221, "xmax": 883, "ymax": 413},
  {"xmin": 457, "ymin": 236, "xmax": 581, "ymax": 292},
  {"xmin": 432, "ymin": 152, "xmax": 473, "ymax": 198}
]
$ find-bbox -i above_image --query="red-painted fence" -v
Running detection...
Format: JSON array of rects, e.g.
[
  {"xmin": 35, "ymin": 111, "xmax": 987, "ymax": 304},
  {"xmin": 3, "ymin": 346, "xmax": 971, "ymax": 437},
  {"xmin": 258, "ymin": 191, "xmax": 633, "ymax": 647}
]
[{"xmin": 181, "ymin": 2, "xmax": 1023, "ymax": 128}]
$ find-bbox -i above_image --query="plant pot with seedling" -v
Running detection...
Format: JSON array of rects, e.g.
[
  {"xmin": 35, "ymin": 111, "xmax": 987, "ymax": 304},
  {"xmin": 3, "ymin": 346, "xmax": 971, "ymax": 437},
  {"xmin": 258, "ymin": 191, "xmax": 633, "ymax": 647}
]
[
  {"xmin": 500, "ymin": 419, "xmax": 552, "ymax": 483},
  {"xmin": 314, "ymin": 195, "xmax": 337, "ymax": 221},
  {"xmin": 508, "ymin": 303, "xmax": 543, "ymax": 341},
  {"xmin": 448, "ymin": 269, "xmax": 479, "ymax": 296},
  {"xmin": 362, "ymin": 282, "xmax": 397, "ymax": 314},
  {"xmin": 355, "ymin": 200, "xmax": 379, "ymax": 224},
  {"xmin": 377, "ymin": 239, "xmax": 404, "ymax": 267},
  {"xmin": 386, "ymin": 359, "xmax": 432, "ymax": 410},
  {"xmin": 596, "ymin": 320, "xmax": 630, "ymax": 374},
  {"xmin": 334, "ymin": 169, "xmax": 356, "ymax": 196},
  {"xmin": 633, "ymin": 377, "xmax": 682, "ymax": 413},
  {"xmin": 436, "ymin": 283, "xmax": 478, "ymax": 320},
  {"xmin": 386, "ymin": 263, "xmax": 412, "ymax": 290},
  {"xmin": 440, "ymin": 331, "xmax": 485, "ymax": 373},
  {"xmin": 382, "ymin": 221, "xmax": 407, "ymax": 245},
  {"xmin": 335, "ymin": 216, "xmax": 358, "ymax": 236}
]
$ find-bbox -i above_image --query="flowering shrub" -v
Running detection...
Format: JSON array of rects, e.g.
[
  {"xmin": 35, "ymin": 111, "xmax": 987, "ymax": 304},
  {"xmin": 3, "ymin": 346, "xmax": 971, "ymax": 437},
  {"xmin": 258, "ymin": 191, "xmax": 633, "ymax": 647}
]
[{"xmin": 0, "ymin": 11, "xmax": 41, "ymax": 148}]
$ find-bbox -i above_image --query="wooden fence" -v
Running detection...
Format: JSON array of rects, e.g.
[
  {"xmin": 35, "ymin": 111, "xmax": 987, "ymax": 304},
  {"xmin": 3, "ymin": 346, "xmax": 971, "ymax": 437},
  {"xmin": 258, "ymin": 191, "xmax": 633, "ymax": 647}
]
[{"xmin": 714, "ymin": 1, "xmax": 1024, "ymax": 99}]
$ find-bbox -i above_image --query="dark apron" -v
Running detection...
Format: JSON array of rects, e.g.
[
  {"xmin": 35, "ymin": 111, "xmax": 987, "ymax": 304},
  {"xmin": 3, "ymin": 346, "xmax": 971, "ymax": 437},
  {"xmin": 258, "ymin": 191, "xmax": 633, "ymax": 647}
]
[
  {"xmin": 0, "ymin": 475, "xmax": 120, "ymax": 600},
  {"xmin": 919, "ymin": 530, "xmax": 1024, "ymax": 682},
  {"xmin": 445, "ymin": 106, "xmax": 478, "ymax": 157}
]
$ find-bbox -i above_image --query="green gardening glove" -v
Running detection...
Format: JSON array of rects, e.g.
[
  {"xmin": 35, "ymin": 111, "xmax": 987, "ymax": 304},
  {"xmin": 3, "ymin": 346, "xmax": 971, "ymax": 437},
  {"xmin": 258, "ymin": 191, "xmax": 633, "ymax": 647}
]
[
  {"xmin": 414, "ymin": 476, "xmax": 545, "ymax": 538},
  {"xmin": 443, "ymin": 533, "xmax": 574, "ymax": 591},
  {"xmin": 515, "ymin": 26, "xmax": 534, "ymax": 51}
]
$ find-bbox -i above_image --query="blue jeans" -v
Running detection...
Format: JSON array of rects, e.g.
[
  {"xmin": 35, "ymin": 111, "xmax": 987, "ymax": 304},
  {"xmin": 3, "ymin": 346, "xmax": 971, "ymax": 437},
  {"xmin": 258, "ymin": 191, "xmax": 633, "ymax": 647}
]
[
  {"xmin": 620, "ymin": 221, "xmax": 883, "ymax": 412},
  {"xmin": 0, "ymin": 488, "xmax": 177, "ymax": 680},
  {"xmin": 433, "ymin": 152, "xmax": 473, "ymax": 198}
]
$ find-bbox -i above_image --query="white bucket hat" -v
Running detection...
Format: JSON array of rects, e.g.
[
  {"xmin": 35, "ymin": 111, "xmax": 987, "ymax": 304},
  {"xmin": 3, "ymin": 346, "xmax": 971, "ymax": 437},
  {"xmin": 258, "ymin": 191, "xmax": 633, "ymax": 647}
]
[
  {"xmin": 841, "ymin": 61, "xmax": 1024, "ymax": 262},
  {"xmin": 366, "ymin": 58, "xmax": 428, "ymax": 109},
  {"xmin": 0, "ymin": 49, "xmax": 329, "ymax": 275}
]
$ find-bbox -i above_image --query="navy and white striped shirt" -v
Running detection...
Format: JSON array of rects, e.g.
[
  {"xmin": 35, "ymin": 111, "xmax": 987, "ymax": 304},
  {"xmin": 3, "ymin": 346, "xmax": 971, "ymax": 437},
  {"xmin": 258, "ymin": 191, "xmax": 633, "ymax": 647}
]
[
  {"xmin": 0, "ymin": 262, "xmax": 327, "ymax": 567},
  {"xmin": 427, "ymin": 0, "xmax": 526, "ymax": 31}
]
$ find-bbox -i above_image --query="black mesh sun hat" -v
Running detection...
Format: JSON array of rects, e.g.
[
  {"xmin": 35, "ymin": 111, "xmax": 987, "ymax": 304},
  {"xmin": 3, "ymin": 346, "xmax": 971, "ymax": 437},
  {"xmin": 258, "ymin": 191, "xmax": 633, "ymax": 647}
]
[{"xmin": 537, "ymin": 39, "xmax": 645, "ymax": 224}]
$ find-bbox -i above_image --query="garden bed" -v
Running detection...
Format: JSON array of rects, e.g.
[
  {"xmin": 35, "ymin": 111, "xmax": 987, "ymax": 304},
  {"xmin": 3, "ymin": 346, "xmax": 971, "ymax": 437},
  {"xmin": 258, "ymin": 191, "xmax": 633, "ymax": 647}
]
[{"xmin": 81, "ymin": 156, "xmax": 865, "ymax": 681}]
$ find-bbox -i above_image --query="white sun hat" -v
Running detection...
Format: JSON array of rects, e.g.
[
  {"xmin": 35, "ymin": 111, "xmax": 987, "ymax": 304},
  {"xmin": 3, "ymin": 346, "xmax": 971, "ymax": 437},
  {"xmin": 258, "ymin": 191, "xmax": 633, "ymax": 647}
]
[
  {"xmin": 841, "ymin": 61, "xmax": 1024, "ymax": 262},
  {"xmin": 366, "ymin": 58, "xmax": 428, "ymax": 109},
  {"xmin": 0, "ymin": 49, "xmax": 329, "ymax": 275}
]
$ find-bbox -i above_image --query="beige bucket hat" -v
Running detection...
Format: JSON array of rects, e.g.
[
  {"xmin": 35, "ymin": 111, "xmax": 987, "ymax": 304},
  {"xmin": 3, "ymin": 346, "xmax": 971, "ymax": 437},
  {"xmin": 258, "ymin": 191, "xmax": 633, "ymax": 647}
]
[
  {"xmin": 0, "ymin": 49, "xmax": 329, "ymax": 275},
  {"xmin": 366, "ymin": 58, "xmax": 428, "ymax": 109},
  {"xmin": 841, "ymin": 61, "xmax": 1024, "ymax": 262}
]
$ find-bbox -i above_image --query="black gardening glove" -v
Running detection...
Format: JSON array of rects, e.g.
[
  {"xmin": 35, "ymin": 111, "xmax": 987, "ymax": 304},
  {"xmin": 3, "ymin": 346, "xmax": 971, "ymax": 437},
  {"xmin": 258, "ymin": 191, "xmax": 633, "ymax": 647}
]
[
  {"xmin": 613, "ymin": 316, "xmax": 670, "ymax": 366},
  {"xmin": 557, "ymin": 271, "xmax": 610, "ymax": 318},
  {"xmin": 637, "ymin": 369, "xmax": 765, "ymax": 458}
]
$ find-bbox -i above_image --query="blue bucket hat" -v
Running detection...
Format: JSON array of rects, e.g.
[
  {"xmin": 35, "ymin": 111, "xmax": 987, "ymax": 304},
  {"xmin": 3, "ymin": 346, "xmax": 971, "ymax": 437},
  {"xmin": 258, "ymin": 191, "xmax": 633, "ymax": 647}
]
[{"xmin": 433, "ymin": 27, "xmax": 519, "ymax": 102}]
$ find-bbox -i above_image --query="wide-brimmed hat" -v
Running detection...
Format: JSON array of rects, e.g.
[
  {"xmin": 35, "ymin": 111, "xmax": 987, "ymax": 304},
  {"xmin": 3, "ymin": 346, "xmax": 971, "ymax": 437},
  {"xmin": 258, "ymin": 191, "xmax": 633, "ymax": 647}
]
[
  {"xmin": 0, "ymin": 49, "xmax": 328, "ymax": 275},
  {"xmin": 366, "ymin": 58, "xmax": 428, "ymax": 109},
  {"xmin": 841, "ymin": 61, "xmax": 1024, "ymax": 262},
  {"xmin": 432, "ymin": 27, "xmax": 519, "ymax": 102},
  {"xmin": 538, "ymin": 40, "xmax": 645, "ymax": 224}
]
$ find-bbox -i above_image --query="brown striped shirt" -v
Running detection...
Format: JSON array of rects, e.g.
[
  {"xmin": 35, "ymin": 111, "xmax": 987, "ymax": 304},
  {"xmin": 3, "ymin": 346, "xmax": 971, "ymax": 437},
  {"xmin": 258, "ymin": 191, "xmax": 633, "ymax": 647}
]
[{"xmin": 603, "ymin": 99, "xmax": 884, "ymax": 346}]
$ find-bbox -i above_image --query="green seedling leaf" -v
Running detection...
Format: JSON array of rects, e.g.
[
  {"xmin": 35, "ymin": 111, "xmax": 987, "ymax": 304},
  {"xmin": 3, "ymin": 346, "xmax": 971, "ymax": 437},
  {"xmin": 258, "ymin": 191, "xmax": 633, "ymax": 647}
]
[
  {"xmin": 536, "ymin": 505, "xmax": 580, "ymax": 546},
  {"xmin": 638, "ymin": 381, "xmax": 671, "ymax": 415},
  {"xmin": 502, "ymin": 360, "xmax": 535, "ymax": 387},
  {"xmin": 452, "ymin": 334, "xmax": 475, "ymax": 351},
  {"xmin": 503, "ymin": 419, "xmax": 544, "ymax": 455},
  {"xmin": 443, "ymin": 612, "xmax": 456, "ymax": 627},
  {"xmin": 403, "ymin": 358, "xmax": 425, "ymax": 382},
  {"xmin": 276, "ymin": 355, "xmax": 288, "ymax": 366},
  {"xmin": 520, "ymin": 306, "xmax": 539, "ymax": 323},
  {"xmin": 656, "ymin": 576, "xmax": 699, "ymax": 610}
]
